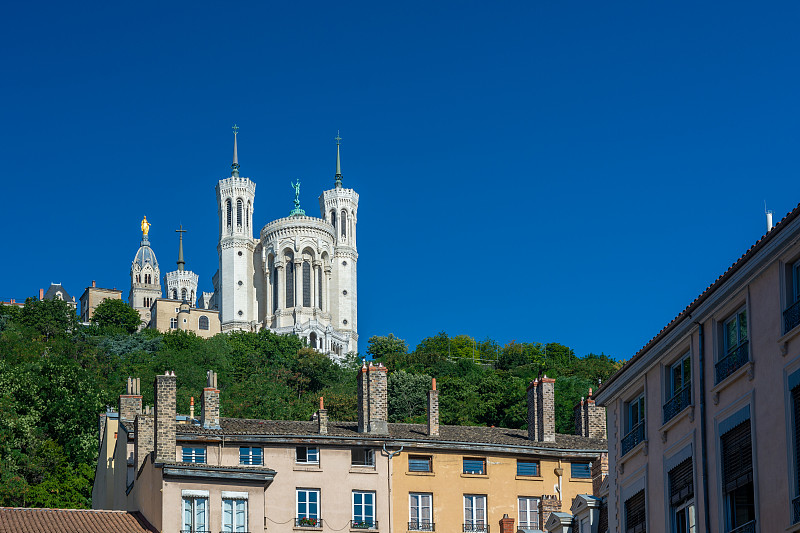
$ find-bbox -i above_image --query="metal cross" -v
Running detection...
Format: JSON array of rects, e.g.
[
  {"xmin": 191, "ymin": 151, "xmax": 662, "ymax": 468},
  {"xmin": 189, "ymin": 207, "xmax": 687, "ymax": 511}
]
[
  {"xmin": 232, "ymin": 124, "xmax": 239, "ymax": 135},
  {"xmin": 176, "ymin": 224, "xmax": 186, "ymax": 235},
  {"xmin": 335, "ymin": 131, "xmax": 342, "ymax": 145}
]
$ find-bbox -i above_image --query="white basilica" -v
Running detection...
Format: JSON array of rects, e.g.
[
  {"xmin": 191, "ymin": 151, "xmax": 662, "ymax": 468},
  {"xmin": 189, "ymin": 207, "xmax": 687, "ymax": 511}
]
[{"xmin": 211, "ymin": 128, "xmax": 359, "ymax": 357}]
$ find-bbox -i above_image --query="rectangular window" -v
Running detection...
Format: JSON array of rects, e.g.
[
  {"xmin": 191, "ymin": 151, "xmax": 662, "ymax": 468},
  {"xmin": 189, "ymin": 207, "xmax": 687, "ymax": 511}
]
[
  {"xmin": 352, "ymin": 491, "xmax": 376, "ymax": 529},
  {"xmin": 669, "ymin": 458, "xmax": 695, "ymax": 533},
  {"xmin": 721, "ymin": 420, "xmax": 755, "ymax": 531},
  {"xmin": 571, "ymin": 461, "xmax": 591, "ymax": 478},
  {"xmin": 297, "ymin": 488, "xmax": 320, "ymax": 527},
  {"xmin": 297, "ymin": 446, "xmax": 319, "ymax": 464},
  {"xmin": 792, "ymin": 384, "xmax": 800, "ymax": 525},
  {"xmin": 408, "ymin": 455, "xmax": 432, "ymax": 472},
  {"xmin": 182, "ymin": 496, "xmax": 208, "ymax": 533},
  {"xmin": 464, "ymin": 494, "xmax": 487, "ymax": 532},
  {"xmin": 518, "ymin": 497, "xmax": 540, "ymax": 529},
  {"xmin": 409, "ymin": 493, "xmax": 433, "ymax": 531},
  {"xmin": 239, "ymin": 446, "xmax": 263, "ymax": 465},
  {"xmin": 717, "ymin": 307, "xmax": 749, "ymax": 383},
  {"xmin": 351, "ymin": 448, "xmax": 375, "ymax": 467},
  {"xmin": 222, "ymin": 498, "xmax": 248, "ymax": 532},
  {"xmin": 182, "ymin": 447, "xmax": 206, "ymax": 464},
  {"xmin": 517, "ymin": 460, "xmax": 539, "ymax": 477},
  {"xmin": 622, "ymin": 394, "xmax": 645, "ymax": 456},
  {"xmin": 624, "ymin": 490, "xmax": 646, "ymax": 533},
  {"xmin": 785, "ymin": 260, "xmax": 800, "ymax": 332},
  {"xmin": 463, "ymin": 457, "xmax": 486, "ymax": 475},
  {"xmin": 664, "ymin": 354, "xmax": 692, "ymax": 424}
]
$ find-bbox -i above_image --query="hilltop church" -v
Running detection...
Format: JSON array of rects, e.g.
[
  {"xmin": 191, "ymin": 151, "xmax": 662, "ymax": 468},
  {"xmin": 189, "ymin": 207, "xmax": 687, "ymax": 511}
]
[{"xmin": 127, "ymin": 128, "xmax": 359, "ymax": 359}]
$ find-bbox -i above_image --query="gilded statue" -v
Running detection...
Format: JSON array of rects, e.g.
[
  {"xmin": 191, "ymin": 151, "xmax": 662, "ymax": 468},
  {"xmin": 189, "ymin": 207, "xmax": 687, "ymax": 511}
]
[{"xmin": 141, "ymin": 216, "xmax": 151, "ymax": 237}]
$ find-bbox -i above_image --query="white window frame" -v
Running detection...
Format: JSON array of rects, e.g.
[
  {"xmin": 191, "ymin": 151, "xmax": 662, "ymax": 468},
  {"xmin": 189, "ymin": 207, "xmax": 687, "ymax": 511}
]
[
  {"xmin": 222, "ymin": 497, "xmax": 248, "ymax": 533},
  {"xmin": 671, "ymin": 499, "xmax": 696, "ymax": 533},
  {"xmin": 239, "ymin": 446, "xmax": 262, "ymax": 465},
  {"xmin": 518, "ymin": 496, "xmax": 539, "ymax": 529},
  {"xmin": 182, "ymin": 446, "xmax": 206, "ymax": 464},
  {"xmin": 182, "ymin": 495, "xmax": 208, "ymax": 533},
  {"xmin": 668, "ymin": 353, "xmax": 691, "ymax": 399},
  {"xmin": 352, "ymin": 490, "xmax": 376, "ymax": 526},
  {"xmin": 297, "ymin": 488, "xmax": 320, "ymax": 521},
  {"xmin": 297, "ymin": 446, "xmax": 320, "ymax": 464},
  {"xmin": 409, "ymin": 493, "xmax": 432, "ymax": 530},
  {"xmin": 464, "ymin": 494, "xmax": 487, "ymax": 527},
  {"xmin": 351, "ymin": 448, "xmax": 375, "ymax": 467},
  {"xmin": 722, "ymin": 306, "xmax": 748, "ymax": 357}
]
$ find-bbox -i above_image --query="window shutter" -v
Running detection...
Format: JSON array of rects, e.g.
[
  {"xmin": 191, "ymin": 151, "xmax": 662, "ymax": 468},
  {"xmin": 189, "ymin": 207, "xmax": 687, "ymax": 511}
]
[
  {"xmin": 721, "ymin": 420, "xmax": 753, "ymax": 493},
  {"xmin": 668, "ymin": 458, "xmax": 694, "ymax": 506},
  {"xmin": 793, "ymin": 385, "xmax": 800, "ymax": 493},
  {"xmin": 624, "ymin": 490, "xmax": 646, "ymax": 533}
]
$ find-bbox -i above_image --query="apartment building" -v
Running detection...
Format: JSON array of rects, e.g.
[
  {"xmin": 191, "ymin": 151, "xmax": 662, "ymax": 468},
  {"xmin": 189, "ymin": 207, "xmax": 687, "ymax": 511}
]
[
  {"xmin": 93, "ymin": 365, "xmax": 608, "ymax": 533},
  {"xmin": 594, "ymin": 204, "xmax": 800, "ymax": 533}
]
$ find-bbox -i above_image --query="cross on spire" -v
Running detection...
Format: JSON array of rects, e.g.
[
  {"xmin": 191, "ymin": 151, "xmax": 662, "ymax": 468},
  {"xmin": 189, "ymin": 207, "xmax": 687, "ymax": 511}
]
[
  {"xmin": 335, "ymin": 130, "xmax": 343, "ymax": 188},
  {"xmin": 231, "ymin": 124, "xmax": 240, "ymax": 177},
  {"xmin": 176, "ymin": 225, "xmax": 186, "ymax": 272}
]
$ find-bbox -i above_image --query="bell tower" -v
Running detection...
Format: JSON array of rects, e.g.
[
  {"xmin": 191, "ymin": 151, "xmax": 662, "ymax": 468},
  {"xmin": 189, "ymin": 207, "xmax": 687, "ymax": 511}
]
[{"xmin": 215, "ymin": 125, "xmax": 257, "ymax": 331}]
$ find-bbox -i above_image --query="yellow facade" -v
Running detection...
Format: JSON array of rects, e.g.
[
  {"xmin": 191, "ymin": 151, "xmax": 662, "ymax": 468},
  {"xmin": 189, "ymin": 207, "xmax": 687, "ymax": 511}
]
[{"xmin": 391, "ymin": 448, "xmax": 595, "ymax": 532}]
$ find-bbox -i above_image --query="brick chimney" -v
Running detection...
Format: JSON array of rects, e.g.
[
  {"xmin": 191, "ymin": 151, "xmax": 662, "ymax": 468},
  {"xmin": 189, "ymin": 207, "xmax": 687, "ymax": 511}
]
[
  {"xmin": 202, "ymin": 370, "xmax": 220, "ymax": 429},
  {"xmin": 527, "ymin": 376, "xmax": 556, "ymax": 442},
  {"xmin": 135, "ymin": 414, "xmax": 154, "ymax": 471},
  {"xmin": 39, "ymin": 288, "xmax": 44, "ymax": 300},
  {"xmin": 92, "ymin": 280, "xmax": 96, "ymax": 288},
  {"xmin": 357, "ymin": 363, "xmax": 388, "ymax": 434},
  {"xmin": 574, "ymin": 388, "xmax": 607, "ymax": 439},
  {"xmin": 119, "ymin": 377, "xmax": 142, "ymax": 421},
  {"xmin": 317, "ymin": 396, "xmax": 328, "ymax": 435},
  {"xmin": 592, "ymin": 452, "xmax": 609, "ymax": 497},
  {"xmin": 499, "ymin": 514, "xmax": 514, "ymax": 533},
  {"xmin": 427, "ymin": 378, "xmax": 439, "ymax": 437},
  {"xmin": 540, "ymin": 495, "xmax": 561, "ymax": 528},
  {"xmin": 154, "ymin": 371, "xmax": 177, "ymax": 463}
]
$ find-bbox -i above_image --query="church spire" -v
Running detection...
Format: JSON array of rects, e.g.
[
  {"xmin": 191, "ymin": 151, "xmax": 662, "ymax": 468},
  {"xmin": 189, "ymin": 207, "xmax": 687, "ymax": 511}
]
[
  {"xmin": 176, "ymin": 225, "xmax": 186, "ymax": 272},
  {"xmin": 334, "ymin": 131, "xmax": 343, "ymax": 188},
  {"xmin": 231, "ymin": 124, "xmax": 240, "ymax": 177}
]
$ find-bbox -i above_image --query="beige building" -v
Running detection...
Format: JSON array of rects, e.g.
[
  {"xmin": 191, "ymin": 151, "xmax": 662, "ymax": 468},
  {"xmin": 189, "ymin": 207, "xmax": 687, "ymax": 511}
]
[
  {"xmin": 148, "ymin": 299, "xmax": 220, "ymax": 338},
  {"xmin": 80, "ymin": 281, "xmax": 123, "ymax": 323},
  {"xmin": 595, "ymin": 204, "xmax": 800, "ymax": 533},
  {"xmin": 93, "ymin": 366, "xmax": 608, "ymax": 533}
]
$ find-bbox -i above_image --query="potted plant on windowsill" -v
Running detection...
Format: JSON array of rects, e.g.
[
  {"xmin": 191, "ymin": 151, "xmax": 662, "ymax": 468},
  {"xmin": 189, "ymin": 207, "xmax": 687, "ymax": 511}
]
[
  {"xmin": 352, "ymin": 521, "xmax": 372, "ymax": 529},
  {"xmin": 299, "ymin": 517, "xmax": 319, "ymax": 527}
]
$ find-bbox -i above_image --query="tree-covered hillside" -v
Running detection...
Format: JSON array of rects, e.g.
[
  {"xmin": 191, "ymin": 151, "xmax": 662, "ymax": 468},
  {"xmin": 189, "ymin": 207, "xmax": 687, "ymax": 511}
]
[{"xmin": 0, "ymin": 299, "xmax": 619, "ymax": 509}]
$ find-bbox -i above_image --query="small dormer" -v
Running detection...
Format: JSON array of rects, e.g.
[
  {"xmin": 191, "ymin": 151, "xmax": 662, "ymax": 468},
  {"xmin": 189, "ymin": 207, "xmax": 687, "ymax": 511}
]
[
  {"xmin": 543, "ymin": 512, "xmax": 573, "ymax": 533},
  {"xmin": 569, "ymin": 495, "xmax": 601, "ymax": 533}
]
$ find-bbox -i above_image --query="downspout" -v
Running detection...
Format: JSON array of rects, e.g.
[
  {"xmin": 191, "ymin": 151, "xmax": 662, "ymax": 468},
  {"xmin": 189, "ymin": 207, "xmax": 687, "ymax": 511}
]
[
  {"xmin": 383, "ymin": 444, "xmax": 404, "ymax": 533},
  {"xmin": 696, "ymin": 322, "xmax": 711, "ymax": 533}
]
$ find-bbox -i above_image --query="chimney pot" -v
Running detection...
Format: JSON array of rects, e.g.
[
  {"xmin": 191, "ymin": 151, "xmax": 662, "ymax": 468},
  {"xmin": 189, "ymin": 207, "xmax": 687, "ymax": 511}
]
[
  {"xmin": 92, "ymin": 280, "xmax": 96, "ymax": 287},
  {"xmin": 39, "ymin": 288, "xmax": 44, "ymax": 300}
]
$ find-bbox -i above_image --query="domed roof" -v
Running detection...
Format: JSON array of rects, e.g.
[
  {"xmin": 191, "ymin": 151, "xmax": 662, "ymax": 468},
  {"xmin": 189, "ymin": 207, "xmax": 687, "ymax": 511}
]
[{"xmin": 133, "ymin": 238, "xmax": 159, "ymax": 269}]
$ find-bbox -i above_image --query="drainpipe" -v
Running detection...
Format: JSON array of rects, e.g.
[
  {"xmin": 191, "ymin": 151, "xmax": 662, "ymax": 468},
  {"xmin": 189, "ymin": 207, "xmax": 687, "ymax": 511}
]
[
  {"xmin": 696, "ymin": 322, "xmax": 711, "ymax": 533},
  {"xmin": 383, "ymin": 444, "xmax": 404, "ymax": 533}
]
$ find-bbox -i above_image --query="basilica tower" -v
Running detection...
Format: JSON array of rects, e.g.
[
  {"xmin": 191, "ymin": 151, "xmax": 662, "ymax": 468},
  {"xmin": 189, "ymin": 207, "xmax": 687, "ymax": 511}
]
[
  {"xmin": 164, "ymin": 225, "xmax": 199, "ymax": 304},
  {"xmin": 319, "ymin": 133, "xmax": 359, "ymax": 352},
  {"xmin": 215, "ymin": 125, "xmax": 257, "ymax": 331},
  {"xmin": 129, "ymin": 216, "xmax": 163, "ymax": 326}
]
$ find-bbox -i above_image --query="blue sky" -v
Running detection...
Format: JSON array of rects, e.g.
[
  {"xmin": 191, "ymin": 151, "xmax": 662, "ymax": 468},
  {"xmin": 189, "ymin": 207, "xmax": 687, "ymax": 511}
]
[{"xmin": 1, "ymin": 1, "xmax": 799, "ymax": 360}]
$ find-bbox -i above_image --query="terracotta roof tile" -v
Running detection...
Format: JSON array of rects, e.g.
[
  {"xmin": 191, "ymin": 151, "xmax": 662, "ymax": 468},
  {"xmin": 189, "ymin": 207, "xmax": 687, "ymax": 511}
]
[{"xmin": 0, "ymin": 508, "xmax": 156, "ymax": 533}]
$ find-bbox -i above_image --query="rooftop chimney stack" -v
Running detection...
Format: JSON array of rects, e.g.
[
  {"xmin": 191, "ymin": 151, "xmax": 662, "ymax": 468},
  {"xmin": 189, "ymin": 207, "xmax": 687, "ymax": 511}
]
[
  {"xmin": 39, "ymin": 288, "xmax": 44, "ymax": 300},
  {"xmin": 427, "ymin": 378, "xmax": 439, "ymax": 437},
  {"xmin": 357, "ymin": 363, "xmax": 388, "ymax": 434},
  {"xmin": 317, "ymin": 396, "xmax": 328, "ymax": 435},
  {"xmin": 574, "ymin": 388, "xmax": 607, "ymax": 439},
  {"xmin": 499, "ymin": 514, "xmax": 515, "ymax": 533},
  {"xmin": 767, "ymin": 209, "xmax": 774, "ymax": 232},
  {"xmin": 527, "ymin": 376, "xmax": 556, "ymax": 442},
  {"xmin": 135, "ymin": 414, "xmax": 154, "ymax": 471},
  {"xmin": 154, "ymin": 371, "xmax": 177, "ymax": 463},
  {"xmin": 202, "ymin": 370, "xmax": 220, "ymax": 429},
  {"xmin": 119, "ymin": 377, "xmax": 142, "ymax": 421}
]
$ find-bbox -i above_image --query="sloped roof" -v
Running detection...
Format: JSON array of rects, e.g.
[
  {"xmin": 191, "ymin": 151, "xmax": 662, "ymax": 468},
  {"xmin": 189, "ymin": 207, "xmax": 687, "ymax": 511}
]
[
  {"xmin": 598, "ymin": 202, "xmax": 800, "ymax": 395},
  {"xmin": 0, "ymin": 508, "xmax": 156, "ymax": 533},
  {"xmin": 167, "ymin": 417, "xmax": 607, "ymax": 452},
  {"xmin": 43, "ymin": 284, "xmax": 73, "ymax": 302}
]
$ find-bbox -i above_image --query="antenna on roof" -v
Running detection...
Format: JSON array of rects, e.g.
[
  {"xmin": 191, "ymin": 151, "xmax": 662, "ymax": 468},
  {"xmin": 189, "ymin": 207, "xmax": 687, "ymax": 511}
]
[{"xmin": 765, "ymin": 201, "xmax": 774, "ymax": 232}]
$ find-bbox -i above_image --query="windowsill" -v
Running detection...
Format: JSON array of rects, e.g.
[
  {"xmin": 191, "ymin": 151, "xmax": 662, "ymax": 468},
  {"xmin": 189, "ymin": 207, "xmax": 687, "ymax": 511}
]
[
  {"xmin": 660, "ymin": 403, "xmax": 695, "ymax": 433},
  {"xmin": 294, "ymin": 527, "xmax": 323, "ymax": 531},
  {"xmin": 621, "ymin": 439, "xmax": 647, "ymax": 463},
  {"xmin": 786, "ymin": 521, "xmax": 800, "ymax": 533},
  {"xmin": 778, "ymin": 321, "xmax": 800, "ymax": 347},
  {"xmin": 461, "ymin": 473, "xmax": 488, "ymax": 478},
  {"xmin": 350, "ymin": 466, "xmax": 378, "ymax": 474},
  {"xmin": 515, "ymin": 475, "xmax": 543, "ymax": 481},
  {"xmin": 350, "ymin": 529, "xmax": 378, "ymax": 532},
  {"xmin": 406, "ymin": 471, "xmax": 434, "ymax": 476},
  {"xmin": 569, "ymin": 477, "xmax": 592, "ymax": 483},
  {"xmin": 711, "ymin": 359, "xmax": 753, "ymax": 395},
  {"xmin": 294, "ymin": 465, "xmax": 322, "ymax": 472}
]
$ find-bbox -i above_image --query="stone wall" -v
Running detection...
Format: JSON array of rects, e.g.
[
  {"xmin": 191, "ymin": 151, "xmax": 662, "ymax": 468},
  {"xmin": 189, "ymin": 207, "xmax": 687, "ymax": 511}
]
[
  {"xmin": 154, "ymin": 372, "xmax": 176, "ymax": 463},
  {"xmin": 540, "ymin": 495, "xmax": 561, "ymax": 527},
  {"xmin": 134, "ymin": 415, "xmax": 154, "ymax": 472}
]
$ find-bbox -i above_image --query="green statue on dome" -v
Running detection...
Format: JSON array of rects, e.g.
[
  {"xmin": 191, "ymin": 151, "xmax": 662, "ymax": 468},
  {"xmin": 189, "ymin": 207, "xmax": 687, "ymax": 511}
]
[{"xmin": 290, "ymin": 180, "xmax": 305, "ymax": 216}]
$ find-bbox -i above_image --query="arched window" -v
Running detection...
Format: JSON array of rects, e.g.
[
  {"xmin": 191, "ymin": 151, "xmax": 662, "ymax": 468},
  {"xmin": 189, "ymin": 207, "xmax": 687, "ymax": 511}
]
[
  {"xmin": 317, "ymin": 267, "xmax": 323, "ymax": 309},
  {"xmin": 172, "ymin": 289, "xmax": 178, "ymax": 300},
  {"xmin": 272, "ymin": 267, "xmax": 279, "ymax": 312},
  {"xmin": 341, "ymin": 210, "xmax": 347, "ymax": 238},
  {"xmin": 247, "ymin": 202, "xmax": 251, "ymax": 229},
  {"xmin": 190, "ymin": 290, "xmax": 195, "ymax": 303},
  {"xmin": 181, "ymin": 288, "xmax": 187, "ymax": 301},
  {"xmin": 286, "ymin": 262, "xmax": 294, "ymax": 308},
  {"xmin": 226, "ymin": 199, "xmax": 233, "ymax": 230},
  {"xmin": 302, "ymin": 261, "xmax": 311, "ymax": 307},
  {"xmin": 330, "ymin": 210, "xmax": 336, "ymax": 231},
  {"xmin": 237, "ymin": 199, "xmax": 243, "ymax": 228},
  {"xmin": 136, "ymin": 274, "xmax": 141, "ymax": 283},
  {"xmin": 199, "ymin": 316, "xmax": 209, "ymax": 330},
  {"xmin": 170, "ymin": 318, "xmax": 177, "ymax": 329}
]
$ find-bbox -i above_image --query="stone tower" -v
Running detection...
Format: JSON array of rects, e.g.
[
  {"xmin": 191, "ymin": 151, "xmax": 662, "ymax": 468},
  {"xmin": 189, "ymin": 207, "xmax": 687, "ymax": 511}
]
[
  {"xmin": 318, "ymin": 133, "xmax": 359, "ymax": 352},
  {"xmin": 164, "ymin": 225, "xmax": 199, "ymax": 305},
  {"xmin": 215, "ymin": 125, "xmax": 257, "ymax": 331},
  {"xmin": 129, "ymin": 216, "xmax": 163, "ymax": 326}
]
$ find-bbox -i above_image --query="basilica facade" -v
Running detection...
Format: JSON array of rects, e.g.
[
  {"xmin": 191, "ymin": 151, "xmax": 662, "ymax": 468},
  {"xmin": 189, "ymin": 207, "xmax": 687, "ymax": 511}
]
[{"xmin": 129, "ymin": 129, "xmax": 359, "ymax": 358}]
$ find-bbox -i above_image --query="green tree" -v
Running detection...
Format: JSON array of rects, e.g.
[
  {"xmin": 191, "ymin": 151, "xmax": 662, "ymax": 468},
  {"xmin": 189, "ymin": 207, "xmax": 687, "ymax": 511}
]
[
  {"xmin": 366, "ymin": 334, "xmax": 408, "ymax": 362},
  {"xmin": 387, "ymin": 371, "xmax": 431, "ymax": 422},
  {"xmin": 91, "ymin": 299, "xmax": 141, "ymax": 334},
  {"xmin": 18, "ymin": 298, "xmax": 78, "ymax": 340}
]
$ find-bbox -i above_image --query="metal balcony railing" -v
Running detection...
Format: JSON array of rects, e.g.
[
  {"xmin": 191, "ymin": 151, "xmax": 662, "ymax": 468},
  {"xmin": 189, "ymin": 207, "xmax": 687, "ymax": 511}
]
[
  {"xmin": 794, "ymin": 495, "xmax": 800, "ymax": 525},
  {"xmin": 408, "ymin": 522, "xmax": 435, "ymax": 531},
  {"xmin": 295, "ymin": 518, "xmax": 323, "ymax": 528},
  {"xmin": 663, "ymin": 385, "xmax": 691, "ymax": 424},
  {"xmin": 785, "ymin": 300, "xmax": 800, "ymax": 332},
  {"xmin": 729, "ymin": 520, "xmax": 756, "ymax": 533},
  {"xmin": 351, "ymin": 520, "xmax": 378, "ymax": 530},
  {"xmin": 715, "ymin": 341, "xmax": 749, "ymax": 384},
  {"xmin": 621, "ymin": 421, "xmax": 645, "ymax": 456},
  {"xmin": 462, "ymin": 524, "xmax": 489, "ymax": 533}
]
